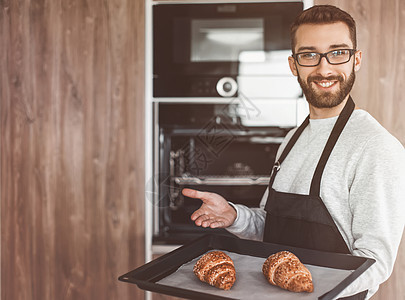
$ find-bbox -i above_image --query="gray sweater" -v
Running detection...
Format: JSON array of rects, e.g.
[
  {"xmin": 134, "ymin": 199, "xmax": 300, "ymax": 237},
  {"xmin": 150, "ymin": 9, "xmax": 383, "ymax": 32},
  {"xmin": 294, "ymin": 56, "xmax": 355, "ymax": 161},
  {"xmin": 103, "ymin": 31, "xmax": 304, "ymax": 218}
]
[{"xmin": 226, "ymin": 109, "xmax": 405, "ymax": 299}]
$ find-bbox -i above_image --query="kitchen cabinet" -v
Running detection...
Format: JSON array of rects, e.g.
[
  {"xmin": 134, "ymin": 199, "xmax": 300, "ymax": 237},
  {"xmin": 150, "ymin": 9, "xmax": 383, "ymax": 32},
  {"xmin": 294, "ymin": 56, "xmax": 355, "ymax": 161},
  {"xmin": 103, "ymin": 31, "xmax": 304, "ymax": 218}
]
[{"xmin": 1, "ymin": 0, "xmax": 145, "ymax": 299}]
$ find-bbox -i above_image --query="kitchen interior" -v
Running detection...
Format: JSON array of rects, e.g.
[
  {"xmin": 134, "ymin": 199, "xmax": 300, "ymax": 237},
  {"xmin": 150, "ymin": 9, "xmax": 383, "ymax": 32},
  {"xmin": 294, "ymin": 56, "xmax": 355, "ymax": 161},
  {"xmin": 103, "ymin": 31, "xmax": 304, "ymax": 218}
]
[{"xmin": 1, "ymin": 0, "xmax": 405, "ymax": 300}]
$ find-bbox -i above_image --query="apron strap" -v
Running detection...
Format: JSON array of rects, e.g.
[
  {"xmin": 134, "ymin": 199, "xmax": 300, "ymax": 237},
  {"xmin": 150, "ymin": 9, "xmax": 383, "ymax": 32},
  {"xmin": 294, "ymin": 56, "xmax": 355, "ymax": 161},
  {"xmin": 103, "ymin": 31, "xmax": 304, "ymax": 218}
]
[
  {"xmin": 268, "ymin": 115, "xmax": 310, "ymax": 188},
  {"xmin": 309, "ymin": 96, "xmax": 355, "ymax": 196}
]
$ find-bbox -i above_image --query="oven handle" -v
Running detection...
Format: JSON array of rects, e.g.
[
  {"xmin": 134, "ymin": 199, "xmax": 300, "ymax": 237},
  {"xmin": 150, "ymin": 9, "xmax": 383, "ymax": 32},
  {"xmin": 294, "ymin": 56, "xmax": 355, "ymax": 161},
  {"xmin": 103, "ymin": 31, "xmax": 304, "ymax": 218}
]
[{"xmin": 174, "ymin": 176, "xmax": 270, "ymax": 186}]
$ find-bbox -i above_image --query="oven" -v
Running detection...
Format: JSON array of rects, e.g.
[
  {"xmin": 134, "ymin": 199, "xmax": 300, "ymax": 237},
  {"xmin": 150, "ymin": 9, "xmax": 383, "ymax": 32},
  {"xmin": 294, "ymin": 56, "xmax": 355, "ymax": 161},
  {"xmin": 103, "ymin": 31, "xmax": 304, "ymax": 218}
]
[
  {"xmin": 150, "ymin": 102, "xmax": 290, "ymax": 244},
  {"xmin": 153, "ymin": 1, "xmax": 303, "ymax": 98}
]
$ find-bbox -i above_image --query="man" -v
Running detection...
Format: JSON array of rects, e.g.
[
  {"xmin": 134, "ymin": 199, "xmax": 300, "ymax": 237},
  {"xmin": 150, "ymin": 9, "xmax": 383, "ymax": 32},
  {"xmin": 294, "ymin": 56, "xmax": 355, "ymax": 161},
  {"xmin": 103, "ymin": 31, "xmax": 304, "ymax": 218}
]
[{"xmin": 182, "ymin": 5, "xmax": 405, "ymax": 300}]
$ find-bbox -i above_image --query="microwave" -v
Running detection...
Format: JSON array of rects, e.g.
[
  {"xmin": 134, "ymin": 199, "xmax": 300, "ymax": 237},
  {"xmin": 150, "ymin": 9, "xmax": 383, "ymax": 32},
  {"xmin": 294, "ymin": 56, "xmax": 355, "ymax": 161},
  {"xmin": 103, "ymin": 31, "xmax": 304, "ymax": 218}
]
[{"xmin": 153, "ymin": 1, "xmax": 304, "ymax": 98}]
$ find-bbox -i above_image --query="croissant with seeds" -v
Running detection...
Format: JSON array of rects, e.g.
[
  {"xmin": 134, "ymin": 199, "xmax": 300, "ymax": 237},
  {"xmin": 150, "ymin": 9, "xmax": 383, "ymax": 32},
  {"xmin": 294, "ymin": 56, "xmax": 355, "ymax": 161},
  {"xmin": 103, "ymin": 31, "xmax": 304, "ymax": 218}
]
[
  {"xmin": 262, "ymin": 251, "xmax": 313, "ymax": 293},
  {"xmin": 193, "ymin": 251, "xmax": 236, "ymax": 290}
]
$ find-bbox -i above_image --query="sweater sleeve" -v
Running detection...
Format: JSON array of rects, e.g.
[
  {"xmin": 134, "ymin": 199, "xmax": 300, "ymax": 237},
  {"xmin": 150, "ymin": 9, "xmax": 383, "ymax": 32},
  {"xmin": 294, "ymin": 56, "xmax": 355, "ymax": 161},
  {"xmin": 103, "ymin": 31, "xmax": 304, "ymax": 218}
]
[
  {"xmin": 336, "ymin": 134, "xmax": 405, "ymax": 299},
  {"xmin": 225, "ymin": 188, "xmax": 269, "ymax": 241}
]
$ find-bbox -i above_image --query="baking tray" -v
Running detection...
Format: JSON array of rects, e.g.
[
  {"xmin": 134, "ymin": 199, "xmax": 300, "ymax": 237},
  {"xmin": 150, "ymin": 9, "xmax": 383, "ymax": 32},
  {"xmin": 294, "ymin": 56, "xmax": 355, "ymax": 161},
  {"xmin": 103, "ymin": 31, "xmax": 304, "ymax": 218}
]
[{"xmin": 118, "ymin": 234, "xmax": 375, "ymax": 300}]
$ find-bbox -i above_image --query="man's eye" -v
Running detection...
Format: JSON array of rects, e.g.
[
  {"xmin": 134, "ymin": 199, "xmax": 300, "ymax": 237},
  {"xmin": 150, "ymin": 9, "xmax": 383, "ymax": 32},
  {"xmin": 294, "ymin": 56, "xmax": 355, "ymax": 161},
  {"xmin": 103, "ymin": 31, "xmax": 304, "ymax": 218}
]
[
  {"xmin": 331, "ymin": 50, "xmax": 347, "ymax": 57},
  {"xmin": 301, "ymin": 53, "xmax": 317, "ymax": 59}
]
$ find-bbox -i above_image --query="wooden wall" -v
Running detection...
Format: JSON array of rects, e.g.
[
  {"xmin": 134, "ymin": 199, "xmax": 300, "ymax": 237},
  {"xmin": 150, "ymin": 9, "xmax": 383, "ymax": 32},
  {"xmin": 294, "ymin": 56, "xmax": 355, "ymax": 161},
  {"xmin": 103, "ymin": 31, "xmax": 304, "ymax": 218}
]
[
  {"xmin": 314, "ymin": 1, "xmax": 405, "ymax": 299},
  {"xmin": 1, "ymin": 0, "xmax": 145, "ymax": 299}
]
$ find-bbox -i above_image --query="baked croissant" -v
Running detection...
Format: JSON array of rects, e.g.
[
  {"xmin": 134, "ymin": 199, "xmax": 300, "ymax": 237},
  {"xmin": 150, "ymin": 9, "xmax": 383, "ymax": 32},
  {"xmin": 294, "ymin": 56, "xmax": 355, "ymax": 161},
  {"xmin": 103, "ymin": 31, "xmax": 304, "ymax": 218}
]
[
  {"xmin": 262, "ymin": 251, "xmax": 313, "ymax": 293},
  {"xmin": 193, "ymin": 251, "xmax": 236, "ymax": 290}
]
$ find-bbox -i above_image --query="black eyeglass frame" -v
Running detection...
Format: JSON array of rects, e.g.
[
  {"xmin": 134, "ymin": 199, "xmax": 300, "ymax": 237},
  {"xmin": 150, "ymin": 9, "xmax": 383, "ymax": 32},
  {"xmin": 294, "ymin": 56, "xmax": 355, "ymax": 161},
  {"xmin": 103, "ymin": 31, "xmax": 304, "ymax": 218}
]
[{"xmin": 292, "ymin": 49, "xmax": 357, "ymax": 67}]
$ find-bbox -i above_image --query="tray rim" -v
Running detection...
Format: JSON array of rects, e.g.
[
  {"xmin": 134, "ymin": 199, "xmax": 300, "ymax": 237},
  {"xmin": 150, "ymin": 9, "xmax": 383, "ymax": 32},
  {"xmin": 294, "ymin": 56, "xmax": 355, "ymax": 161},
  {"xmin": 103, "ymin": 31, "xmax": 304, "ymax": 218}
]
[{"xmin": 118, "ymin": 234, "xmax": 375, "ymax": 300}]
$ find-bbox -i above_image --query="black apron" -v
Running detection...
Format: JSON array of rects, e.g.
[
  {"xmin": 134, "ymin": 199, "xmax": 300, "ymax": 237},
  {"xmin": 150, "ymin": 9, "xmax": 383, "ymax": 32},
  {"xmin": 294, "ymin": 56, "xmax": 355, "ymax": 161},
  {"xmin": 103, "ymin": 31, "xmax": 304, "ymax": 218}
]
[{"xmin": 263, "ymin": 97, "xmax": 367, "ymax": 300}]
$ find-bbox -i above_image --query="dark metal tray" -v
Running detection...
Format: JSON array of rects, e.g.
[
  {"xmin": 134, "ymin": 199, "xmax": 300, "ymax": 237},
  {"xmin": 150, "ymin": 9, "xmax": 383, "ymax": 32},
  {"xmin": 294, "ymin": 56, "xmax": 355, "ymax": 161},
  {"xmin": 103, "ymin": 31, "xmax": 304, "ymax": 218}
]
[{"xmin": 118, "ymin": 234, "xmax": 375, "ymax": 300}]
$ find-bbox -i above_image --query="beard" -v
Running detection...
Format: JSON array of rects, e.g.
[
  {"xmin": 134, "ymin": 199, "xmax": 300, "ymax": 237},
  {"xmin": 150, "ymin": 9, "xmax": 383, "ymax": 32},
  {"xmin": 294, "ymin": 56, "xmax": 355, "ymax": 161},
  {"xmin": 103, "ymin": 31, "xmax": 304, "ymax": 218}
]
[{"xmin": 297, "ymin": 67, "xmax": 356, "ymax": 109}]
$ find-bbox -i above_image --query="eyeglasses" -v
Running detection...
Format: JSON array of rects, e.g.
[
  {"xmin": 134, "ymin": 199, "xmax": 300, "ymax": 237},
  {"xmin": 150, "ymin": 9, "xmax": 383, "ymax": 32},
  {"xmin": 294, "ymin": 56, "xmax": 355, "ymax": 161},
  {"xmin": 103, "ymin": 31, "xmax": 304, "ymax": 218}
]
[{"xmin": 292, "ymin": 49, "xmax": 357, "ymax": 67}]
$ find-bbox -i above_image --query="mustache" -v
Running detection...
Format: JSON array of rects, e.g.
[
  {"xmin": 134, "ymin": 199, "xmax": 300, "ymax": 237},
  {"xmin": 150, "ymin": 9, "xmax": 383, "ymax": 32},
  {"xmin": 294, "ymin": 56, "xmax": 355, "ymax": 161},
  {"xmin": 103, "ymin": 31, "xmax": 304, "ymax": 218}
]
[{"xmin": 308, "ymin": 75, "xmax": 344, "ymax": 83}]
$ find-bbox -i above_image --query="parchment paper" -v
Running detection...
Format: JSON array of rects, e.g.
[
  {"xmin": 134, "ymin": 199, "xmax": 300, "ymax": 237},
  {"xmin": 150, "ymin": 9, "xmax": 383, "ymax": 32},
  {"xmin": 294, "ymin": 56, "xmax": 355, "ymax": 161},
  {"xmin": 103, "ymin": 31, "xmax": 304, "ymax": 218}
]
[{"xmin": 157, "ymin": 250, "xmax": 353, "ymax": 299}]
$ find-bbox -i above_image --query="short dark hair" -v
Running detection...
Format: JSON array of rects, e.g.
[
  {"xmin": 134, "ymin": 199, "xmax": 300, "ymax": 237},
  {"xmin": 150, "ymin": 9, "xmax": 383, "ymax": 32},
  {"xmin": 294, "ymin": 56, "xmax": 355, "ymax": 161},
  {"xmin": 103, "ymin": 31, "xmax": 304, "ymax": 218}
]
[{"xmin": 290, "ymin": 5, "xmax": 357, "ymax": 53}]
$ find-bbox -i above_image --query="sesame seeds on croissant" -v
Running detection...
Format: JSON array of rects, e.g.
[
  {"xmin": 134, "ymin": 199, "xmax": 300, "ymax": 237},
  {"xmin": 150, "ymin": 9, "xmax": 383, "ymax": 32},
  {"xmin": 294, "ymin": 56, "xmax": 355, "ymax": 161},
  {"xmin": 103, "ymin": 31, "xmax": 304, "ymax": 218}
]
[
  {"xmin": 262, "ymin": 250, "xmax": 313, "ymax": 293},
  {"xmin": 193, "ymin": 251, "xmax": 236, "ymax": 290}
]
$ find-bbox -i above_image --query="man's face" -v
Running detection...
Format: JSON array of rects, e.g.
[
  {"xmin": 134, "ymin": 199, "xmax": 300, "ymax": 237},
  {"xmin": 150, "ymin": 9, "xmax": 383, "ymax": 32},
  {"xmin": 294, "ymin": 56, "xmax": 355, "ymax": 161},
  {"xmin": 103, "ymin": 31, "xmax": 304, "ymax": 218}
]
[{"xmin": 288, "ymin": 22, "xmax": 362, "ymax": 109}]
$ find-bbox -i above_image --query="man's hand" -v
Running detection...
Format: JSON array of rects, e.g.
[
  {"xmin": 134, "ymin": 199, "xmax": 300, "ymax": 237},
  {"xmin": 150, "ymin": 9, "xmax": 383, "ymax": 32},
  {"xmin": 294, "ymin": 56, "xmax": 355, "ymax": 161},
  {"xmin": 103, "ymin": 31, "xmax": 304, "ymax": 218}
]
[{"xmin": 182, "ymin": 188, "xmax": 237, "ymax": 228}]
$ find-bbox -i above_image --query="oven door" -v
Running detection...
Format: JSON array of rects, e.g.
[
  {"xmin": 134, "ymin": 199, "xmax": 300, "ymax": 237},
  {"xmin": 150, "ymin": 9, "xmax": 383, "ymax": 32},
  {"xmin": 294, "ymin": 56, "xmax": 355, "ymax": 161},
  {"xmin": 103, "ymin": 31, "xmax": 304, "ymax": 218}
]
[
  {"xmin": 154, "ymin": 126, "xmax": 286, "ymax": 243},
  {"xmin": 153, "ymin": 2, "xmax": 303, "ymax": 97}
]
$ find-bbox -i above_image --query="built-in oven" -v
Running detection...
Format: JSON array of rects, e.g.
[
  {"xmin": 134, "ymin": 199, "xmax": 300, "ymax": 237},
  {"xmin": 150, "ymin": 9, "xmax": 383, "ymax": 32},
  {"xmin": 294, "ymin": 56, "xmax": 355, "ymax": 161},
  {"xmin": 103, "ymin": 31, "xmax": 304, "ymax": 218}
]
[
  {"xmin": 153, "ymin": 1, "xmax": 303, "ymax": 98},
  {"xmin": 151, "ymin": 102, "xmax": 290, "ymax": 245}
]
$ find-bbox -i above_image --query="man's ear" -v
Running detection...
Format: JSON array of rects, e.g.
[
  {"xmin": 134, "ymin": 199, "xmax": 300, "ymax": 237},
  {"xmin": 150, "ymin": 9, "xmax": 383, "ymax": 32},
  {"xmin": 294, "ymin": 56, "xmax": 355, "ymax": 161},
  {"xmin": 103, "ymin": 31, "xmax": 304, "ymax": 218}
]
[
  {"xmin": 288, "ymin": 56, "xmax": 298, "ymax": 76},
  {"xmin": 354, "ymin": 50, "xmax": 362, "ymax": 72}
]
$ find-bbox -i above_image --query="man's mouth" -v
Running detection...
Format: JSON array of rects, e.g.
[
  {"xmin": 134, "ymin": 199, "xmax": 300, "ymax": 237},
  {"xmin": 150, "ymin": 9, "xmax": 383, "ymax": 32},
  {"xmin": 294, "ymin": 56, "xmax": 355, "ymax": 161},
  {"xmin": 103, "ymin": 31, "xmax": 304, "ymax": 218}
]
[
  {"xmin": 314, "ymin": 80, "xmax": 338, "ymax": 88},
  {"xmin": 308, "ymin": 74, "xmax": 342, "ymax": 90}
]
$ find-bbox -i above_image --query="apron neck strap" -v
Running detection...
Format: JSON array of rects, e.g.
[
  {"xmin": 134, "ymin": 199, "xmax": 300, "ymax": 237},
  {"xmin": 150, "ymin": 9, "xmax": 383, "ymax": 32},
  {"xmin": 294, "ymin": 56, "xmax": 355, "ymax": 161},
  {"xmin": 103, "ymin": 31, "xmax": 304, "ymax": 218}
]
[
  {"xmin": 268, "ymin": 115, "xmax": 310, "ymax": 188},
  {"xmin": 309, "ymin": 96, "xmax": 355, "ymax": 196}
]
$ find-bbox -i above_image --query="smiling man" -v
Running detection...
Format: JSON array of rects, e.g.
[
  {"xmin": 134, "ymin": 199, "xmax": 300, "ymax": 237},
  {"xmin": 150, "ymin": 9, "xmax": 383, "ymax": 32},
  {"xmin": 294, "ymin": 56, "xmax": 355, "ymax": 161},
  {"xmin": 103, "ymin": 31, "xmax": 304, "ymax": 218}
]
[
  {"xmin": 288, "ymin": 10, "xmax": 361, "ymax": 118},
  {"xmin": 182, "ymin": 5, "xmax": 405, "ymax": 299}
]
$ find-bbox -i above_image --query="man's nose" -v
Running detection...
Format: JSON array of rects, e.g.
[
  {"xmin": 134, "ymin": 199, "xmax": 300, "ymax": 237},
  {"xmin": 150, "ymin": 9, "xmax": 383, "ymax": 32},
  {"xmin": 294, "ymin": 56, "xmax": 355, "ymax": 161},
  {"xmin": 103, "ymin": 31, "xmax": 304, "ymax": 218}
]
[{"xmin": 315, "ymin": 56, "xmax": 333, "ymax": 76}]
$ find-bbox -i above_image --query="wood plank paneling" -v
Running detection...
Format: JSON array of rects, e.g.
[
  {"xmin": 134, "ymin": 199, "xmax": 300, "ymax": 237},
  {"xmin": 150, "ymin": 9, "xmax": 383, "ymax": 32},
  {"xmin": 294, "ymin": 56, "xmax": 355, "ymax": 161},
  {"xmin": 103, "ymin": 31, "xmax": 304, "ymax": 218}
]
[
  {"xmin": 1, "ymin": 0, "xmax": 145, "ymax": 299},
  {"xmin": 313, "ymin": 1, "xmax": 405, "ymax": 299}
]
